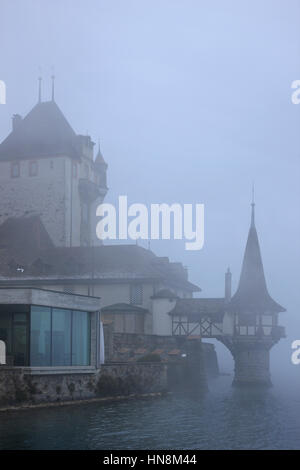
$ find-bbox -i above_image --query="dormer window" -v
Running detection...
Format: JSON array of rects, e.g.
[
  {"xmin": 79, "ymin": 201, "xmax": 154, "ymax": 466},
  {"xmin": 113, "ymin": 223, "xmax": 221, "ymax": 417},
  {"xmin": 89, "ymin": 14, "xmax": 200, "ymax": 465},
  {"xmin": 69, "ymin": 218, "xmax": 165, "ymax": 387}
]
[
  {"xmin": 29, "ymin": 161, "xmax": 38, "ymax": 177},
  {"xmin": 11, "ymin": 162, "xmax": 20, "ymax": 178}
]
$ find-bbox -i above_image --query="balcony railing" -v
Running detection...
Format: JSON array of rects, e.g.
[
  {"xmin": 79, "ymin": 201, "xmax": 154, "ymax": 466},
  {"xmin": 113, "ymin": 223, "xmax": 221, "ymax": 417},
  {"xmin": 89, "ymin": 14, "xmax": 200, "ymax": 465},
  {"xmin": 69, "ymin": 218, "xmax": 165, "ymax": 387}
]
[{"xmin": 234, "ymin": 325, "xmax": 285, "ymax": 339}]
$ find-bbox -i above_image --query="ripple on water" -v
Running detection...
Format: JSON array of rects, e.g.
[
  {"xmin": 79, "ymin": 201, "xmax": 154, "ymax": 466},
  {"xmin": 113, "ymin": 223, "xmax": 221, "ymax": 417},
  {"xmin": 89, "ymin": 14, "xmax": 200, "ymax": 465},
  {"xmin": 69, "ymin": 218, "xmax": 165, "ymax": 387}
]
[{"xmin": 0, "ymin": 376, "xmax": 299, "ymax": 450}]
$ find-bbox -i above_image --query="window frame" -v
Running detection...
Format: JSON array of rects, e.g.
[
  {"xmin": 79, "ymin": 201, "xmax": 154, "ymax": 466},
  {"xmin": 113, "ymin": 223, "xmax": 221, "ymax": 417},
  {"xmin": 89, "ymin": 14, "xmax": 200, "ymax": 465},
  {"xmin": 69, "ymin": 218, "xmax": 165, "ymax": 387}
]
[
  {"xmin": 11, "ymin": 161, "xmax": 20, "ymax": 178},
  {"xmin": 29, "ymin": 160, "xmax": 38, "ymax": 177},
  {"xmin": 29, "ymin": 305, "xmax": 91, "ymax": 367},
  {"xmin": 0, "ymin": 310, "xmax": 30, "ymax": 366}
]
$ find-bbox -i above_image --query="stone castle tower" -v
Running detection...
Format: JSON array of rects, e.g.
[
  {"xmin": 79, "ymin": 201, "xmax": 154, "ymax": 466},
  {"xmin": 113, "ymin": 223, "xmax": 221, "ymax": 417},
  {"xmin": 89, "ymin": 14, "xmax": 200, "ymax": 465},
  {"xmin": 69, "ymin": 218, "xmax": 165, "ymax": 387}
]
[
  {"xmin": 0, "ymin": 85, "xmax": 107, "ymax": 247},
  {"xmin": 224, "ymin": 201, "xmax": 286, "ymax": 386}
]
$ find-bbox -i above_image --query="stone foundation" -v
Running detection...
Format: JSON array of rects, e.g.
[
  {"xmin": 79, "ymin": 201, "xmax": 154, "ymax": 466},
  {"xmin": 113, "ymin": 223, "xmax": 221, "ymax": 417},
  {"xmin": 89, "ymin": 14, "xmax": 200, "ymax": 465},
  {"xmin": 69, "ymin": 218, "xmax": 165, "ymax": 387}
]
[
  {"xmin": 0, "ymin": 363, "xmax": 168, "ymax": 407},
  {"xmin": 203, "ymin": 342, "xmax": 219, "ymax": 378},
  {"xmin": 0, "ymin": 332, "xmax": 217, "ymax": 407},
  {"xmin": 232, "ymin": 340, "xmax": 272, "ymax": 387}
]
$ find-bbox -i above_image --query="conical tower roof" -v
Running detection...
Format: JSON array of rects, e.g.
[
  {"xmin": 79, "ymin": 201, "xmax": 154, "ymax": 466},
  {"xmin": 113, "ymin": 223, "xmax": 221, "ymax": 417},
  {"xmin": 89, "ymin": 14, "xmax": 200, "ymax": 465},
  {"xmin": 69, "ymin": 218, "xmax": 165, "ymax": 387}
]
[
  {"xmin": 229, "ymin": 202, "xmax": 285, "ymax": 314},
  {"xmin": 94, "ymin": 141, "xmax": 107, "ymax": 167},
  {"xmin": 0, "ymin": 100, "xmax": 80, "ymax": 161}
]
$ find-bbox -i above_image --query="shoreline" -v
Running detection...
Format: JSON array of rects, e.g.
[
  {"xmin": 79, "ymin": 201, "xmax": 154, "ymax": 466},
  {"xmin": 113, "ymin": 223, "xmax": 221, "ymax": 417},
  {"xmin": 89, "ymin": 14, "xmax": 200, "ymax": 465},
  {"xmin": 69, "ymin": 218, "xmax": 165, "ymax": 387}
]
[{"xmin": 0, "ymin": 391, "xmax": 171, "ymax": 414}]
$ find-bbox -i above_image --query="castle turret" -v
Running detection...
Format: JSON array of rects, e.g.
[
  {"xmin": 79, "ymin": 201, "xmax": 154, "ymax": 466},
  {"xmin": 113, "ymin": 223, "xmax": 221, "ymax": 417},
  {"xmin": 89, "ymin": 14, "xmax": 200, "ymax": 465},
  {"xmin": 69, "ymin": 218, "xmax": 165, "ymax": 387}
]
[
  {"xmin": 94, "ymin": 141, "xmax": 108, "ymax": 190},
  {"xmin": 0, "ymin": 87, "xmax": 108, "ymax": 247},
  {"xmin": 225, "ymin": 268, "xmax": 232, "ymax": 303},
  {"xmin": 228, "ymin": 200, "xmax": 286, "ymax": 387}
]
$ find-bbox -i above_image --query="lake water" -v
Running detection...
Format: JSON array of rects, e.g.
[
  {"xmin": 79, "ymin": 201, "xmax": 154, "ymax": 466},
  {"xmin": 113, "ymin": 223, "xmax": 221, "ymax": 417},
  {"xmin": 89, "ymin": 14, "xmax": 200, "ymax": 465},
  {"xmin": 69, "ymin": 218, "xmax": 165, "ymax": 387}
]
[{"xmin": 0, "ymin": 373, "xmax": 299, "ymax": 450}]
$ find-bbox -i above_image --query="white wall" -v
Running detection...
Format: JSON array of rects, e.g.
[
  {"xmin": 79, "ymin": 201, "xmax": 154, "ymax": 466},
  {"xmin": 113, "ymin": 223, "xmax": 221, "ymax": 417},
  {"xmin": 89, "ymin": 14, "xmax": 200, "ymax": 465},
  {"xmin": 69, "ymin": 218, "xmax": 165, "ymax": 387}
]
[
  {"xmin": 152, "ymin": 298, "xmax": 176, "ymax": 335},
  {"xmin": 222, "ymin": 312, "xmax": 234, "ymax": 335}
]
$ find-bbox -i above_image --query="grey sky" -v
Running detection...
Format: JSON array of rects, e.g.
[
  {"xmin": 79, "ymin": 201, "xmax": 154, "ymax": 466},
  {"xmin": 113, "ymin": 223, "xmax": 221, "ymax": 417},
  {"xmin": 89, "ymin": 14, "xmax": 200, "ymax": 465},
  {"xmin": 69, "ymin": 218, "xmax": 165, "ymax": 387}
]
[{"xmin": 1, "ymin": 0, "xmax": 299, "ymax": 378}]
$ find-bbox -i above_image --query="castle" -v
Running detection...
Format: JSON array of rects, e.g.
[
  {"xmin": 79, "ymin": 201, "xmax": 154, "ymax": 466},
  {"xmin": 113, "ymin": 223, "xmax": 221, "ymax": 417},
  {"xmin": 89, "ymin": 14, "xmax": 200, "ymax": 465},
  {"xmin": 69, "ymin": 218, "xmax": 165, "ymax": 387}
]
[
  {"xmin": 0, "ymin": 84, "xmax": 286, "ymax": 388},
  {"xmin": 0, "ymin": 87, "xmax": 199, "ymax": 351}
]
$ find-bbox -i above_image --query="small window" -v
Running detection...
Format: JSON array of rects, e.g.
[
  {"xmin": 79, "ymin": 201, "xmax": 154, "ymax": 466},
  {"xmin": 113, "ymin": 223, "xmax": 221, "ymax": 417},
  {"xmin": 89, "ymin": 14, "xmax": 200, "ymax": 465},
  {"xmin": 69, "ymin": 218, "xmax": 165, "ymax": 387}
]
[
  {"xmin": 50, "ymin": 160, "xmax": 54, "ymax": 169},
  {"xmin": 262, "ymin": 315, "xmax": 273, "ymax": 326},
  {"xmin": 72, "ymin": 163, "xmax": 77, "ymax": 178},
  {"xmin": 29, "ymin": 161, "xmax": 38, "ymax": 177},
  {"xmin": 130, "ymin": 284, "xmax": 143, "ymax": 305},
  {"xmin": 11, "ymin": 162, "xmax": 20, "ymax": 178},
  {"xmin": 84, "ymin": 163, "xmax": 89, "ymax": 178}
]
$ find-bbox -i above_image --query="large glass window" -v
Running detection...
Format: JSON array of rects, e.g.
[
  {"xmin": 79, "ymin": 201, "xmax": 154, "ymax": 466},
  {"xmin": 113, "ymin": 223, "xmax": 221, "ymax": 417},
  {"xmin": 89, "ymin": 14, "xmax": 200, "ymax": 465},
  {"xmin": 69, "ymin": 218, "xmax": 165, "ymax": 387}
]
[
  {"xmin": 0, "ymin": 313, "xmax": 13, "ymax": 357},
  {"xmin": 13, "ymin": 314, "xmax": 28, "ymax": 366},
  {"xmin": 0, "ymin": 312, "xmax": 29, "ymax": 366},
  {"xmin": 30, "ymin": 307, "xmax": 90, "ymax": 367},
  {"xmin": 52, "ymin": 309, "xmax": 71, "ymax": 366},
  {"xmin": 30, "ymin": 306, "xmax": 51, "ymax": 366},
  {"xmin": 72, "ymin": 311, "xmax": 90, "ymax": 366}
]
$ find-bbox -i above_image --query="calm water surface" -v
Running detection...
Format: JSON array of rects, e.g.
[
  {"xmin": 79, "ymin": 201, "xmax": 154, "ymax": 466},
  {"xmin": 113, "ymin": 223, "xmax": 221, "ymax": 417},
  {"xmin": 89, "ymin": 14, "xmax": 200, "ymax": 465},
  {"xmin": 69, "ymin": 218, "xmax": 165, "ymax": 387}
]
[{"xmin": 0, "ymin": 375, "xmax": 299, "ymax": 450}]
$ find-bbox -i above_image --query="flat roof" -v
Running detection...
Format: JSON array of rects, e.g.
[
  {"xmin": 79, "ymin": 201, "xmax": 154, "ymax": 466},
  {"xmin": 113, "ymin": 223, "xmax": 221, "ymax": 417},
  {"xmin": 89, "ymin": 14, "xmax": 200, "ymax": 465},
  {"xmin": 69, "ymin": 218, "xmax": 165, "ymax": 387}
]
[{"xmin": 0, "ymin": 287, "xmax": 101, "ymax": 312}]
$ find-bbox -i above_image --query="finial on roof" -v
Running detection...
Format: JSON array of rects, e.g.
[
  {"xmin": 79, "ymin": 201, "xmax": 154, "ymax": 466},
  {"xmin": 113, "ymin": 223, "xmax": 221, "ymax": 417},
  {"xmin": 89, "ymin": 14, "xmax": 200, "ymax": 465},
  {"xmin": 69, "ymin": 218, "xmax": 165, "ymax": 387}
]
[
  {"xmin": 225, "ymin": 266, "xmax": 232, "ymax": 302},
  {"xmin": 251, "ymin": 182, "xmax": 255, "ymax": 227},
  {"xmin": 95, "ymin": 138, "xmax": 107, "ymax": 166},
  {"xmin": 38, "ymin": 76, "xmax": 42, "ymax": 103},
  {"xmin": 51, "ymin": 74, "xmax": 55, "ymax": 101}
]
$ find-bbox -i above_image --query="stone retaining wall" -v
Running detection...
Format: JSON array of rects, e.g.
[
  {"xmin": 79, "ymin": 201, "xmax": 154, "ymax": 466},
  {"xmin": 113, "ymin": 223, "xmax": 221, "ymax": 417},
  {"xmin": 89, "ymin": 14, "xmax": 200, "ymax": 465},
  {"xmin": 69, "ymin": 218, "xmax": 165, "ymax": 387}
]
[
  {"xmin": 0, "ymin": 333, "xmax": 217, "ymax": 407},
  {"xmin": 0, "ymin": 363, "xmax": 168, "ymax": 407},
  {"xmin": 103, "ymin": 328, "xmax": 219, "ymax": 377}
]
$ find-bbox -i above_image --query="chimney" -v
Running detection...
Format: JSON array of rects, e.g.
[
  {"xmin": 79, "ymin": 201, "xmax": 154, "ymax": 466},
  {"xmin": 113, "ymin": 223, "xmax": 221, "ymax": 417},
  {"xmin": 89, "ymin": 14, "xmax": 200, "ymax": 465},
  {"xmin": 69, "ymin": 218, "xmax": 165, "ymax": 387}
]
[
  {"xmin": 225, "ymin": 267, "xmax": 232, "ymax": 302},
  {"xmin": 12, "ymin": 114, "xmax": 22, "ymax": 132}
]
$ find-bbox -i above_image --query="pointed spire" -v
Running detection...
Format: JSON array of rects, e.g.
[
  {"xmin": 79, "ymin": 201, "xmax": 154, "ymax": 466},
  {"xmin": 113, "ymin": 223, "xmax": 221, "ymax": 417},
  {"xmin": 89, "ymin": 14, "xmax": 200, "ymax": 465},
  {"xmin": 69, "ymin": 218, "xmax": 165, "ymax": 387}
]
[
  {"xmin": 251, "ymin": 182, "xmax": 255, "ymax": 227},
  {"xmin": 95, "ymin": 138, "xmax": 107, "ymax": 166},
  {"xmin": 225, "ymin": 267, "xmax": 232, "ymax": 302},
  {"xmin": 38, "ymin": 76, "xmax": 42, "ymax": 103},
  {"xmin": 38, "ymin": 66, "xmax": 42, "ymax": 103},
  {"xmin": 229, "ymin": 200, "xmax": 285, "ymax": 313},
  {"xmin": 51, "ymin": 74, "xmax": 55, "ymax": 101}
]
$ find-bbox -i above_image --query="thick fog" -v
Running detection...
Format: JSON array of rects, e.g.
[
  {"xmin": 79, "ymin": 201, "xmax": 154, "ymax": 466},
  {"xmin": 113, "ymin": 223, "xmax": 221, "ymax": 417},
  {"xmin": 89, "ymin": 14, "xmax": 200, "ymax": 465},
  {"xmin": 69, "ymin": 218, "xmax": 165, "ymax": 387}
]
[{"xmin": 1, "ymin": 0, "xmax": 300, "ymax": 384}]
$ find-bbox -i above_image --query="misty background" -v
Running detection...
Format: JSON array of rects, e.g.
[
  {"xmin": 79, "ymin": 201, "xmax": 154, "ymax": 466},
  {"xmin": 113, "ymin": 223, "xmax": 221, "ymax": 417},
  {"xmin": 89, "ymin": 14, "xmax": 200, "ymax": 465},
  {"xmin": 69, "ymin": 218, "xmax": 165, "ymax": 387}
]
[{"xmin": 1, "ymin": 0, "xmax": 299, "ymax": 384}]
